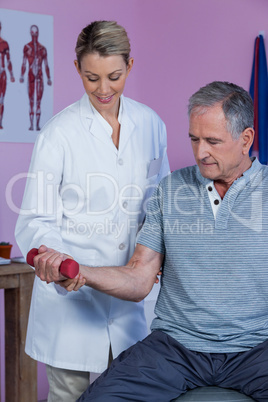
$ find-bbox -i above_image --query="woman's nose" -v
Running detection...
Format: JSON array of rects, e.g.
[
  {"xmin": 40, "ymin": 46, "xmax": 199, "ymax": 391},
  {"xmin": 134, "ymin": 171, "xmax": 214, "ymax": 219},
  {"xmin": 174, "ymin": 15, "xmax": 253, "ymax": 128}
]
[{"xmin": 98, "ymin": 79, "xmax": 110, "ymax": 94}]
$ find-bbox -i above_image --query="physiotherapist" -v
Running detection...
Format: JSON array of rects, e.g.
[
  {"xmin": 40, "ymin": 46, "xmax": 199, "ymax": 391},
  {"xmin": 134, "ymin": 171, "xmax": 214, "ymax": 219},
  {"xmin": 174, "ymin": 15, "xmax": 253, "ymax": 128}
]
[{"xmin": 15, "ymin": 20, "xmax": 170, "ymax": 402}]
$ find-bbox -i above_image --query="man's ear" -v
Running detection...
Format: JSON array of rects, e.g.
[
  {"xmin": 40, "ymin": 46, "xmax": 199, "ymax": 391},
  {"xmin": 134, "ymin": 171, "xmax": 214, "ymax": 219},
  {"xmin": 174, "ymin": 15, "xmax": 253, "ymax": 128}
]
[{"xmin": 242, "ymin": 127, "xmax": 254, "ymax": 154}]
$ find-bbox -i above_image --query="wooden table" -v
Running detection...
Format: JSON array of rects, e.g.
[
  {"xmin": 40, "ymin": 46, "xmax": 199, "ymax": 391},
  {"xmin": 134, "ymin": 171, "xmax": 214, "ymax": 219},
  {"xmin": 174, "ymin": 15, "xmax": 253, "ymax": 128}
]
[{"xmin": 0, "ymin": 263, "xmax": 37, "ymax": 402}]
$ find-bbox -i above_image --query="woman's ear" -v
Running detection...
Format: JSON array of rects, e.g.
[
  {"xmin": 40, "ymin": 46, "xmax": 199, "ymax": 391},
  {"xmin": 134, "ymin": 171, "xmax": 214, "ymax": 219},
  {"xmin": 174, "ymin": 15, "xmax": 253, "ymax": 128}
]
[
  {"xmin": 74, "ymin": 60, "xmax": 81, "ymax": 77},
  {"xmin": 242, "ymin": 127, "xmax": 254, "ymax": 154},
  {"xmin": 126, "ymin": 57, "xmax": 134, "ymax": 76}
]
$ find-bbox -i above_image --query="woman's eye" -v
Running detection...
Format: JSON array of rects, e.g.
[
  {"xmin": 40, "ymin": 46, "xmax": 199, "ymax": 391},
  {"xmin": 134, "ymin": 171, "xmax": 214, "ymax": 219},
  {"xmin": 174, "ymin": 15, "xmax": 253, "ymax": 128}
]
[
  {"xmin": 109, "ymin": 76, "xmax": 120, "ymax": 81},
  {"xmin": 87, "ymin": 77, "xmax": 98, "ymax": 82}
]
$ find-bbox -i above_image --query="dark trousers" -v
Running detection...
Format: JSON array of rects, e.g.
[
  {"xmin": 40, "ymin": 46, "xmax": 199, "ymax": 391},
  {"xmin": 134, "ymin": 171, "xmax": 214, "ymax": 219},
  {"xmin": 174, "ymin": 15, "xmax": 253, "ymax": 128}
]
[{"xmin": 77, "ymin": 330, "xmax": 268, "ymax": 402}]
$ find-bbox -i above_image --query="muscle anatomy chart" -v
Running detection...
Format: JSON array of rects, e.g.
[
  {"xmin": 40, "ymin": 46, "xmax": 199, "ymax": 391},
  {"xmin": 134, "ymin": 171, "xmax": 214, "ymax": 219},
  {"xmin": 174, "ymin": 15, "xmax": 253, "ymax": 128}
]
[{"xmin": 0, "ymin": 9, "xmax": 53, "ymax": 143}]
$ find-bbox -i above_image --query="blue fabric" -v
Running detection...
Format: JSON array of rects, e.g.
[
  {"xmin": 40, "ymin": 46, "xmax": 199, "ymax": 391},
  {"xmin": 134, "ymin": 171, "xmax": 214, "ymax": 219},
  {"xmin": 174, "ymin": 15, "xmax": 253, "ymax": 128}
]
[
  {"xmin": 77, "ymin": 330, "xmax": 268, "ymax": 401},
  {"xmin": 176, "ymin": 386, "xmax": 253, "ymax": 401},
  {"xmin": 249, "ymin": 35, "xmax": 268, "ymax": 164},
  {"xmin": 249, "ymin": 38, "xmax": 257, "ymax": 99}
]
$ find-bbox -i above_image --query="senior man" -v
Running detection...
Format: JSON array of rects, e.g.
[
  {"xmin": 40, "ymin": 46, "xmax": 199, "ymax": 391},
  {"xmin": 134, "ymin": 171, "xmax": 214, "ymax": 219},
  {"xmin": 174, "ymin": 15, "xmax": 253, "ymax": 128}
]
[{"xmin": 34, "ymin": 81, "xmax": 268, "ymax": 401}]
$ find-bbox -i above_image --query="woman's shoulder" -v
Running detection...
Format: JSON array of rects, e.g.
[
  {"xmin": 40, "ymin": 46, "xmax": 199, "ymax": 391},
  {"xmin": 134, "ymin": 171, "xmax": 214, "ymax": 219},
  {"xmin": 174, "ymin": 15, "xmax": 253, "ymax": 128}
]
[
  {"xmin": 41, "ymin": 98, "xmax": 82, "ymax": 132},
  {"xmin": 35, "ymin": 99, "xmax": 83, "ymax": 148},
  {"xmin": 122, "ymin": 96, "xmax": 162, "ymax": 121}
]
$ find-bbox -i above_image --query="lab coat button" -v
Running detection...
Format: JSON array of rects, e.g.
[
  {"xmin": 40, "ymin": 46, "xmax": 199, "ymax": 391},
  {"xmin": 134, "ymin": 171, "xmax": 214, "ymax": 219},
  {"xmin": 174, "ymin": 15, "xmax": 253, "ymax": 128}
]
[
  {"xmin": 123, "ymin": 201, "xmax": 128, "ymax": 209},
  {"xmin": 118, "ymin": 158, "xmax": 124, "ymax": 165},
  {"xmin": 119, "ymin": 243, "xmax": 126, "ymax": 250}
]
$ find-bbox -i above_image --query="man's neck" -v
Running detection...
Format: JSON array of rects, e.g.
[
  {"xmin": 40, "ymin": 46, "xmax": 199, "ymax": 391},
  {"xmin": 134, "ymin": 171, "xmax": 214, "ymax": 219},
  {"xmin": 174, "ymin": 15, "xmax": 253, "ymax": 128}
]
[{"xmin": 214, "ymin": 157, "xmax": 253, "ymax": 199}]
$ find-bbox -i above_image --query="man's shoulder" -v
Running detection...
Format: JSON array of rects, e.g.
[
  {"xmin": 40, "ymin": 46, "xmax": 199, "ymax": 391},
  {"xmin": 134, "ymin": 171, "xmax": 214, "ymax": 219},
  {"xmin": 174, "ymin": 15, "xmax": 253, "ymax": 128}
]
[
  {"xmin": 246, "ymin": 158, "xmax": 268, "ymax": 186},
  {"xmin": 160, "ymin": 165, "xmax": 199, "ymax": 187},
  {"xmin": 258, "ymin": 162, "xmax": 268, "ymax": 174}
]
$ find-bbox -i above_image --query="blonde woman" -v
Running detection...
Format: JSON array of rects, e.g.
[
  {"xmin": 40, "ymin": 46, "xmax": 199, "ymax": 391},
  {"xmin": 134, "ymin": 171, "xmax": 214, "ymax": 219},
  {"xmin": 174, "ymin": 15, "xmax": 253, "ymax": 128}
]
[{"xmin": 16, "ymin": 20, "xmax": 169, "ymax": 401}]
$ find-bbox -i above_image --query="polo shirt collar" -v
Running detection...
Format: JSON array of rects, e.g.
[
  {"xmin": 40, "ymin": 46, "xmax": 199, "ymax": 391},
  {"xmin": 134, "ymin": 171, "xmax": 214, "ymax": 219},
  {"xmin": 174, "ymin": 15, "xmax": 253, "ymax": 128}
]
[{"xmin": 196, "ymin": 157, "xmax": 262, "ymax": 188}]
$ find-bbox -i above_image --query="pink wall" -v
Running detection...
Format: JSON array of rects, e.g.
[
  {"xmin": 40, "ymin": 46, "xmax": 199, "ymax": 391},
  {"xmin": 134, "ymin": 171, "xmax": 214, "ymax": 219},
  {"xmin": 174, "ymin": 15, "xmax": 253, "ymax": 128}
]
[{"xmin": 1, "ymin": 0, "xmax": 268, "ymax": 400}]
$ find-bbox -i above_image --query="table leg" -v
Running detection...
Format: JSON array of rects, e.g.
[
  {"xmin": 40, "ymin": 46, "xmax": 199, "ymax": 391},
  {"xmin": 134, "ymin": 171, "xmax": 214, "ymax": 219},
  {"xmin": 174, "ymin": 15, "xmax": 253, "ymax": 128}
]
[{"xmin": 5, "ymin": 272, "xmax": 37, "ymax": 402}]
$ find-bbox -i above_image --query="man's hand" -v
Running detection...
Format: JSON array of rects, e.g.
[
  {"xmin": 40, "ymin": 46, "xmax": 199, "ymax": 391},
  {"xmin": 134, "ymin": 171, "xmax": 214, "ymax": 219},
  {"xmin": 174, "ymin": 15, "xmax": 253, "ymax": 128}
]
[{"xmin": 55, "ymin": 273, "xmax": 86, "ymax": 292}]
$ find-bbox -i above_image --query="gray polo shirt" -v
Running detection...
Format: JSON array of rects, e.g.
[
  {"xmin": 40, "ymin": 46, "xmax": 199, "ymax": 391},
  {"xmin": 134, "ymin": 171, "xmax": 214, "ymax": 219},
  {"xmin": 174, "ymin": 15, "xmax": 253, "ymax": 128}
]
[{"xmin": 138, "ymin": 158, "xmax": 268, "ymax": 352}]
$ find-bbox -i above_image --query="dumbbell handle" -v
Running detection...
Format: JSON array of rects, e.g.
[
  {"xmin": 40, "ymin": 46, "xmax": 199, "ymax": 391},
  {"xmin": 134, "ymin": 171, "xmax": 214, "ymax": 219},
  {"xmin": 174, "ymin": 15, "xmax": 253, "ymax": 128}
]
[{"xmin": 26, "ymin": 248, "xmax": 79, "ymax": 279}]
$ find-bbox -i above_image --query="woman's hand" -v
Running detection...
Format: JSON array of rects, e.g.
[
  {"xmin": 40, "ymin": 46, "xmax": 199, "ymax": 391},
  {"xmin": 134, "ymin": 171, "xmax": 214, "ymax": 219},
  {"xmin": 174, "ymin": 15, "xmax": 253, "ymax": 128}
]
[{"xmin": 33, "ymin": 245, "xmax": 73, "ymax": 283}]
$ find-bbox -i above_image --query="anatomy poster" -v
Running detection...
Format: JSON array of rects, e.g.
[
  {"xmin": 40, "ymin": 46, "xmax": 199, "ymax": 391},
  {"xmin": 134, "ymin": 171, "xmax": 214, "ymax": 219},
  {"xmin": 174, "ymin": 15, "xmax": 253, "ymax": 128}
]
[{"xmin": 0, "ymin": 9, "xmax": 53, "ymax": 143}]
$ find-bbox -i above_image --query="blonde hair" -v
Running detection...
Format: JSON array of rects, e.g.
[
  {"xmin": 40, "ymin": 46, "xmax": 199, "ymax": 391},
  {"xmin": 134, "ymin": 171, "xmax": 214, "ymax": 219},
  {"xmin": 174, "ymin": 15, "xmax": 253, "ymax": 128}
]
[{"xmin": 75, "ymin": 21, "xmax": 131, "ymax": 68}]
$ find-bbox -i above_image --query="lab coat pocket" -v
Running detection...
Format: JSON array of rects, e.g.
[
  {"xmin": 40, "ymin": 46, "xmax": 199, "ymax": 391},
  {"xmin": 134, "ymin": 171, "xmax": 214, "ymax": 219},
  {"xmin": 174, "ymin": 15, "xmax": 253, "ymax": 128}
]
[
  {"xmin": 147, "ymin": 157, "xmax": 163, "ymax": 179},
  {"xmin": 55, "ymin": 249, "xmax": 97, "ymax": 301},
  {"xmin": 132, "ymin": 159, "xmax": 160, "ymax": 213},
  {"xmin": 133, "ymin": 158, "xmax": 161, "ymax": 184},
  {"xmin": 133, "ymin": 160, "xmax": 149, "ymax": 178}
]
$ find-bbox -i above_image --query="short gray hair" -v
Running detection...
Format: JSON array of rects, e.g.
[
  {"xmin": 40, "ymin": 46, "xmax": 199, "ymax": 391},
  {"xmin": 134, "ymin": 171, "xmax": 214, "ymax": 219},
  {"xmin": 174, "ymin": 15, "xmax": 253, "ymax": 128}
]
[
  {"xmin": 75, "ymin": 21, "xmax": 131, "ymax": 69},
  {"xmin": 188, "ymin": 81, "xmax": 254, "ymax": 140}
]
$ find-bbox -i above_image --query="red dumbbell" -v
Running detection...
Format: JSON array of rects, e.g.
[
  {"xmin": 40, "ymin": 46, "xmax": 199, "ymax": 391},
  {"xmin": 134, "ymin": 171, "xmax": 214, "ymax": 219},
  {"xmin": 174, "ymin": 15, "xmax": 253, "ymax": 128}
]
[{"xmin": 26, "ymin": 248, "xmax": 79, "ymax": 279}]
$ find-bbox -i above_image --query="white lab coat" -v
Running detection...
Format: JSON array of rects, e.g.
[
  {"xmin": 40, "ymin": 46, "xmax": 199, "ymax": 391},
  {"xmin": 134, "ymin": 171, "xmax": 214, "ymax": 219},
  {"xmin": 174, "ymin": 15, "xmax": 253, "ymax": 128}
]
[{"xmin": 15, "ymin": 93, "xmax": 170, "ymax": 372}]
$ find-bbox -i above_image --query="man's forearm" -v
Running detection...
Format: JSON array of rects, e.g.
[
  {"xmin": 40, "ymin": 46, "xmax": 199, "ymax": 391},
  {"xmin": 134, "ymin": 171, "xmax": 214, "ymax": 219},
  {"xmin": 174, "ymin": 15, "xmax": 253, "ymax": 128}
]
[
  {"xmin": 34, "ymin": 244, "xmax": 163, "ymax": 300},
  {"xmin": 79, "ymin": 263, "xmax": 154, "ymax": 302}
]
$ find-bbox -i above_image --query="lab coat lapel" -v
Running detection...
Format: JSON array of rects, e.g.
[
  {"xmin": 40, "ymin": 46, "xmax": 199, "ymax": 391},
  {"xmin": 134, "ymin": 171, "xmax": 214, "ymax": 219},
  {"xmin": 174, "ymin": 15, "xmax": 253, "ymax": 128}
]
[
  {"xmin": 80, "ymin": 93, "xmax": 116, "ymax": 153},
  {"xmin": 89, "ymin": 118, "xmax": 116, "ymax": 152},
  {"xmin": 118, "ymin": 98, "xmax": 136, "ymax": 155}
]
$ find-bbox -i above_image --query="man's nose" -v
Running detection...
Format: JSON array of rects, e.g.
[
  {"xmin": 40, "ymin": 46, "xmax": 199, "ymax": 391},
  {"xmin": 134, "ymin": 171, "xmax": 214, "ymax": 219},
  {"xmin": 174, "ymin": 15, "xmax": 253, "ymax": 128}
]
[{"xmin": 196, "ymin": 141, "xmax": 210, "ymax": 160}]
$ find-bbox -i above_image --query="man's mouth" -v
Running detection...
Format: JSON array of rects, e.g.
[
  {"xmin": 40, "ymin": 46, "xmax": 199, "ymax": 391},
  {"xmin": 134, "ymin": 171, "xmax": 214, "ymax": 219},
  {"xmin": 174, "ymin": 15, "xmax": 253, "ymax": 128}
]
[{"xmin": 200, "ymin": 160, "xmax": 216, "ymax": 166}]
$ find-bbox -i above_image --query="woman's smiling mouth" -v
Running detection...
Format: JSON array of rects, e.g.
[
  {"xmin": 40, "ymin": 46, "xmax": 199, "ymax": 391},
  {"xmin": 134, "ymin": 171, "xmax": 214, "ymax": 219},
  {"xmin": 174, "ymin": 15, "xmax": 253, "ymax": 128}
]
[{"xmin": 96, "ymin": 95, "xmax": 114, "ymax": 103}]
